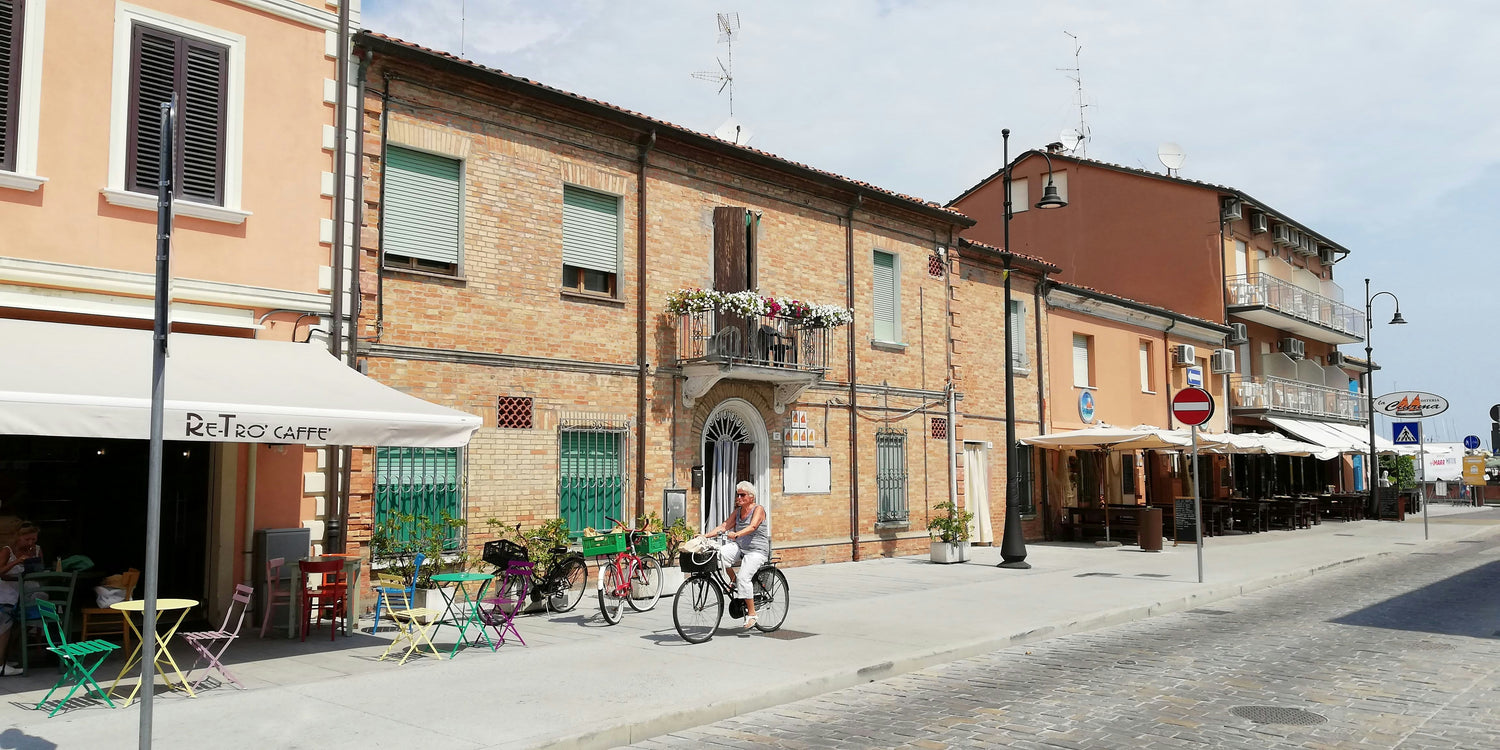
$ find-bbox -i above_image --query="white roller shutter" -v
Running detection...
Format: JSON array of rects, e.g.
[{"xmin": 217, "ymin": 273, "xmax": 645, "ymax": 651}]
[
  {"xmin": 562, "ymin": 185, "xmax": 620, "ymax": 273},
  {"xmin": 1073, "ymin": 333, "xmax": 1091, "ymax": 388},
  {"xmin": 872, "ymin": 251, "xmax": 898, "ymax": 342},
  {"xmin": 383, "ymin": 147, "xmax": 463, "ymax": 265}
]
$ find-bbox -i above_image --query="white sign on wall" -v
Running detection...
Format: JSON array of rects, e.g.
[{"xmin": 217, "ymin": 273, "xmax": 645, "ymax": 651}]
[
  {"xmin": 786, "ymin": 410, "xmax": 817, "ymax": 447},
  {"xmin": 783, "ymin": 456, "xmax": 831, "ymax": 494}
]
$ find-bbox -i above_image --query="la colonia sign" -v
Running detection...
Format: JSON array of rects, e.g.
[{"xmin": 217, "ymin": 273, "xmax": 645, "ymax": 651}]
[{"xmin": 1373, "ymin": 391, "xmax": 1449, "ymax": 418}]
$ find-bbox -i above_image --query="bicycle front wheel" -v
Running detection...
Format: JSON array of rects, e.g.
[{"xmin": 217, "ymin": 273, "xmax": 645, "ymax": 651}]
[
  {"xmin": 752, "ymin": 568, "xmax": 789, "ymax": 632},
  {"xmin": 672, "ymin": 575, "xmax": 723, "ymax": 644},
  {"xmin": 627, "ymin": 554, "xmax": 664, "ymax": 612},
  {"xmin": 549, "ymin": 557, "xmax": 588, "ymax": 613},
  {"xmin": 598, "ymin": 563, "xmax": 627, "ymax": 625}
]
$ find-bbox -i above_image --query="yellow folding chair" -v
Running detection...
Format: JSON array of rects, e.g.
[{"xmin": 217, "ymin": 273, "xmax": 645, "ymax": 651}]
[{"xmin": 374, "ymin": 574, "xmax": 443, "ymax": 664}]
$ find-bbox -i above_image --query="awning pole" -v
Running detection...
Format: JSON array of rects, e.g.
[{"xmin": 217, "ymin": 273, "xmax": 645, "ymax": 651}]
[{"xmin": 140, "ymin": 94, "xmax": 176, "ymax": 750}]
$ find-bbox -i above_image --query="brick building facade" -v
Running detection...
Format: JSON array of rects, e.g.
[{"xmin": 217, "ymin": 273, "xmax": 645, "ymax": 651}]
[{"xmin": 343, "ymin": 33, "xmax": 1047, "ymax": 568}]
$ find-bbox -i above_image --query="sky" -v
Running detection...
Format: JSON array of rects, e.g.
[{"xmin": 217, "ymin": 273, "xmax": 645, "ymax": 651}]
[{"xmin": 363, "ymin": 0, "xmax": 1500, "ymax": 445}]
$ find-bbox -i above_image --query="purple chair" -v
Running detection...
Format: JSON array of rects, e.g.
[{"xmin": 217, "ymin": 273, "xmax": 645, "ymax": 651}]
[{"xmin": 480, "ymin": 561, "xmax": 533, "ymax": 647}]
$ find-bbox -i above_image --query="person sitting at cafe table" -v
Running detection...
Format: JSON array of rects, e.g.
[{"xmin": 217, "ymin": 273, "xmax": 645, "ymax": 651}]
[{"xmin": 0, "ymin": 523, "xmax": 44, "ymax": 676}]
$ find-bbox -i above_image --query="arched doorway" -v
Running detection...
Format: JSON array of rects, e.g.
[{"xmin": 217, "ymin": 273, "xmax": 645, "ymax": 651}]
[{"xmin": 700, "ymin": 398, "xmax": 769, "ymax": 532}]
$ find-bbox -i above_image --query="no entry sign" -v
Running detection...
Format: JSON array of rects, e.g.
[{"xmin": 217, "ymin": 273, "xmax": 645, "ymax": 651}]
[{"xmin": 1172, "ymin": 387, "xmax": 1215, "ymax": 427}]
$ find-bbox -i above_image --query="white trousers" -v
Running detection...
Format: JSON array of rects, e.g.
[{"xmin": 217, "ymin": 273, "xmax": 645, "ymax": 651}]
[{"xmin": 717, "ymin": 541, "xmax": 768, "ymax": 600}]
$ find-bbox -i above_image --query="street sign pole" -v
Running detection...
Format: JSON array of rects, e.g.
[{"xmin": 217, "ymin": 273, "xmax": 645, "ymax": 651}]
[
  {"xmin": 1419, "ymin": 435, "xmax": 1428, "ymax": 540},
  {"xmin": 1191, "ymin": 424, "xmax": 1203, "ymax": 584}
]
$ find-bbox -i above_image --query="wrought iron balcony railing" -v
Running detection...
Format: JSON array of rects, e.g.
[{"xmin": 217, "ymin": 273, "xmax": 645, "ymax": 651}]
[
  {"xmin": 1226, "ymin": 273, "xmax": 1366, "ymax": 340},
  {"xmin": 676, "ymin": 310, "xmax": 830, "ymax": 374},
  {"xmin": 1230, "ymin": 374, "xmax": 1365, "ymax": 423}
]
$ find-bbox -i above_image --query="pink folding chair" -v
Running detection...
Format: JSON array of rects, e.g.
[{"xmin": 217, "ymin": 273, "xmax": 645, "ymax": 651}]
[
  {"xmin": 181, "ymin": 584, "xmax": 254, "ymax": 690},
  {"xmin": 259, "ymin": 557, "xmax": 293, "ymax": 638}
]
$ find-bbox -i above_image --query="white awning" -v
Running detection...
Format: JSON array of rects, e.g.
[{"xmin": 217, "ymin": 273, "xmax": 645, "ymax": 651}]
[
  {"xmin": 1265, "ymin": 417, "xmax": 1393, "ymax": 456},
  {"xmin": 0, "ymin": 318, "xmax": 481, "ymax": 447}
]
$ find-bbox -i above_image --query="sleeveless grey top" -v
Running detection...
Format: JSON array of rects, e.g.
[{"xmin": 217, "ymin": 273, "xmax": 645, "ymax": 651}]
[{"xmin": 734, "ymin": 504, "xmax": 771, "ymax": 554}]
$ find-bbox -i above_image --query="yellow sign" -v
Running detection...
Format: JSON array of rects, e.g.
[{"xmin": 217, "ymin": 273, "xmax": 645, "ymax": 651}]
[{"xmin": 1463, "ymin": 456, "xmax": 1487, "ymax": 486}]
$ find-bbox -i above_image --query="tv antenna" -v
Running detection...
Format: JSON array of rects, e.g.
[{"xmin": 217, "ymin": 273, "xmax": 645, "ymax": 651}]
[
  {"xmin": 1058, "ymin": 31, "xmax": 1091, "ymax": 156},
  {"xmin": 692, "ymin": 13, "xmax": 741, "ymax": 117},
  {"xmin": 1157, "ymin": 143, "xmax": 1186, "ymax": 176}
]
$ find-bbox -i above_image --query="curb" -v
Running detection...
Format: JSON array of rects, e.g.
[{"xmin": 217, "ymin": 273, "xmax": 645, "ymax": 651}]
[{"xmin": 531, "ymin": 529, "xmax": 1498, "ymax": 749}]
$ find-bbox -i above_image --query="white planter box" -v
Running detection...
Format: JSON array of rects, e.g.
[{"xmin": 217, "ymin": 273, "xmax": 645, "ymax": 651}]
[
  {"xmin": 416, "ymin": 585, "xmax": 459, "ymax": 617},
  {"xmin": 930, "ymin": 541, "xmax": 970, "ymax": 564},
  {"xmin": 631, "ymin": 564, "xmax": 684, "ymax": 600}
]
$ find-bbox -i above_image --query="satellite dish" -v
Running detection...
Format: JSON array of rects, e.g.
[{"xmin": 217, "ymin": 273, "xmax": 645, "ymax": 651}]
[
  {"xmin": 1060, "ymin": 128, "xmax": 1082, "ymax": 152},
  {"xmin": 714, "ymin": 117, "xmax": 754, "ymax": 147},
  {"xmin": 1157, "ymin": 142, "xmax": 1186, "ymax": 174}
]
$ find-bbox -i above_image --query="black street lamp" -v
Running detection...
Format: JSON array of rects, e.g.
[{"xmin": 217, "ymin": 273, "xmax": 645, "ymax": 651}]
[
  {"xmin": 1364, "ymin": 279, "xmax": 1406, "ymax": 517},
  {"xmin": 998, "ymin": 132, "xmax": 1066, "ymax": 570}
]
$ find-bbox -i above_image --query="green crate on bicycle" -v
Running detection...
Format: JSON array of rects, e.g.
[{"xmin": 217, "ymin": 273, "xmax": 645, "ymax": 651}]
[
  {"xmin": 631, "ymin": 533, "xmax": 666, "ymax": 555},
  {"xmin": 580, "ymin": 532, "xmax": 627, "ymax": 556}
]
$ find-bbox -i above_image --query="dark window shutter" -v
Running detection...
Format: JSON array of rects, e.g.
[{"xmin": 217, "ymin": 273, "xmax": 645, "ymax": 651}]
[
  {"xmin": 126, "ymin": 23, "xmax": 227, "ymax": 205},
  {"xmin": 712, "ymin": 206, "xmax": 749, "ymax": 292},
  {"xmin": 179, "ymin": 38, "xmax": 226, "ymax": 204},
  {"xmin": 0, "ymin": 0, "xmax": 25, "ymax": 173}
]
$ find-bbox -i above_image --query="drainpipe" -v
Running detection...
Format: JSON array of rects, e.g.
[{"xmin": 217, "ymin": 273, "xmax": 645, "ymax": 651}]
[
  {"xmin": 349, "ymin": 50, "xmax": 369, "ymax": 367},
  {"xmin": 943, "ymin": 231, "xmax": 957, "ymax": 531},
  {"xmin": 324, "ymin": 0, "xmax": 351, "ymax": 554},
  {"xmin": 635, "ymin": 130, "xmax": 655, "ymax": 519},
  {"xmin": 846, "ymin": 194, "xmax": 862, "ymax": 561},
  {"xmin": 1163, "ymin": 318, "xmax": 1178, "ymax": 427},
  {"xmin": 242, "ymin": 446, "xmax": 257, "ymax": 584},
  {"xmin": 1034, "ymin": 276, "xmax": 1049, "ymax": 538},
  {"xmin": 372, "ymin": 72, "xmax": 393, "ymax": 343}
]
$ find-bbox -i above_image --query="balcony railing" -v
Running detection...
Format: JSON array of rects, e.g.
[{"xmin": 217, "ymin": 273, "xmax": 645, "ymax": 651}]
[
  {"xmin": 1230, "ymin": 374, "xmax": 1365, "ymax": 423},
  {"xmin": 677, "ymin": 310, "xmax": 830, "ymax": 374},
  {"xmin": 1226, "ymin": 273, "xmax": 1365, "ymax": 339}
]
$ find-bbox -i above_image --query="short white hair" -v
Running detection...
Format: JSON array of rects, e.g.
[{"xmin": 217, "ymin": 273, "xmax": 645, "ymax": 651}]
[{"xmin": 735, "ymin": 481, "xmax": 756, "ymax": 499}]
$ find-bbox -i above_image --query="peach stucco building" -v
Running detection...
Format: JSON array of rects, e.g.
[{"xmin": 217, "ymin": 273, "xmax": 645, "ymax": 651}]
[{"xmin": 0, "ymin": 0, "xmax": 409, "ymax": 622}]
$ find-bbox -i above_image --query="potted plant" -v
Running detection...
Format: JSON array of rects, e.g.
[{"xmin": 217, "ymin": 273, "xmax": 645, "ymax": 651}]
[
  {"xmin": 926, "ymin": 500, "xmax": 974, "ymax": 564},
  {"xmin": 371, "ymin": 510, "xmax": 469, "ymax": 614},
  {"xmin": 487, "ymin": 517, "xmax": 572, "ymax": 614},
  {"xmin": 655, "ymin": 516, "xmax": 693, "ymax": 594}
]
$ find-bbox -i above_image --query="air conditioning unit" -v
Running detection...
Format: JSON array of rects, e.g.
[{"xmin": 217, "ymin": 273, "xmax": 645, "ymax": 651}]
[
  {"xmin": 1279, "ymin": 337, "xmax": 1305, "ymax": 359},
  {"xmin": 1210, "ymin": 348, "xmax": 1236, "ymax": 374},
  {"xmin": 1249, "ymin": 212, "xmax": 1269, "ymax": 234},
  {"xmin": 1317, "ymin": 246, "xmax": 1335, "ymax": 265},
  {"xmin": 1226, "ymin": 322, "xmax": 1248, "ymax": 345},
  {"xmin": 1174, "ymin": 344, "xmax": 1197, "ymax": 366},
  {"xmin": 1300, "ymin": 236, "xmax": 1317, "ymax": 256},
  {"xmin": 1221, "ymin": 197, "xmax": 1243, "ymax": 221},
  {"xmin": 1273, "ymin": 224, "xmax": 1292, "ymax": 246},
  {"xmin": 1327, "ymin": 351, "xmax": 1346, "ymax": 367}
]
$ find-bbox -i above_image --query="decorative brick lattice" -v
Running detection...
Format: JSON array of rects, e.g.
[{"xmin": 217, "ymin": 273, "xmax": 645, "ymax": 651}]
[
  {"xmin": 928, "ymin": 253, "xmax": 945, "ymax": 278},
  {"xmin": 496, "ymin": 396, "xmax": 534, "ymax": 429},
  {"xmin": 930, "ymin": 416, "xmax": 948, "ymax": 439}
]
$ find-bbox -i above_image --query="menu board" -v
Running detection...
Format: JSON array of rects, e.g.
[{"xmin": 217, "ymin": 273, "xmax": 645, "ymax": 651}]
[
  {"xmin": 1377, "ymin": 488, "xmax": 1401, "ymax": 520},
  {"xmin": 1174, "ymin": 497, "xmax": 1199, "ymax": 543}
]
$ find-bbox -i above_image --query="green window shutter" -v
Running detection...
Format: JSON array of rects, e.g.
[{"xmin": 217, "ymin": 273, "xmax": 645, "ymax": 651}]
[
  {"xmin": 374, "ymin": 447, "xmax": 462, "ymax": 553},
  {"xmin": 559, "ymin": 429, "xmax": 624, "ymax": 537},
  {"xmin": 562, "ymin": 185, "xmax": 619, "ymax": 274},
  {"xmin": 872, "ymin": 250, "xmax": 897, "ymax": 342},
  {"xmin": 384, "ymin": 146, "xmax": 462, "ymax": 265}
]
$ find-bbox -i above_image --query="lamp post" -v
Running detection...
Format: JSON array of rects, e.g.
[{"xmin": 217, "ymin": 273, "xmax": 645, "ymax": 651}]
[
  {"xmin": 1364, "ymin": 279, "xmax": 1406, "ymax": 518},
  {"xmin": 998, "ymin": 132, "xmax": 1066, "ymax": 569}
]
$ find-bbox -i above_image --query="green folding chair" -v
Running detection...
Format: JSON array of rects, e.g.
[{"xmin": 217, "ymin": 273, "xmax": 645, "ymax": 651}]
[
  {"xmin": 16, "ymin": 570, "xmax": 78, "ymax": 675},
  {"xmin": 33, "ymin": 599, "xmax": 120, "ymax": 717}
]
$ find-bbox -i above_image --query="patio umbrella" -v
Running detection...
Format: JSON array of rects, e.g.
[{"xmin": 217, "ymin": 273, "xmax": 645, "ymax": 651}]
[{"xmin": 1021, "ymin": 423, "xmax": 1166, "ymax": 449}]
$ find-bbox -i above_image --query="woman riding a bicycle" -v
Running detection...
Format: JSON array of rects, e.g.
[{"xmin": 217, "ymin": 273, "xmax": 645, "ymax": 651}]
[{"xmin": 700, "ymin": 481, "xmax": 770, "ymax": 629}]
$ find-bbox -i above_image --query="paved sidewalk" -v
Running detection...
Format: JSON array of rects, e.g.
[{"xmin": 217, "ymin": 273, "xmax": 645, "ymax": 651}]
[{"xmin": 4, "ymin": 505, "xmax": 1497, "ymax": 750}]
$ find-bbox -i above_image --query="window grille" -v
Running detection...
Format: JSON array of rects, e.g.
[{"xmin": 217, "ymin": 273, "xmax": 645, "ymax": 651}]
[
  {"xmin": 927, "ymin": 253, "xmax": 944, "ymax": 278},
  {"xmin": 875, "ymin": 429, "xmax": 909, "ymax": 523},
  {"xmin": 374, "ymin": 447, "xmax": 463, "ymax": 555},
  {"xmin": 558, "ymin": 411, "xmax": 631, "ymax": 538},
  {"xmin": 1016, "ymin": 444, "xmax": 1036, "ymax": 516},
  {"xmin": 496, "ymin": 396, "xmax": 534, "ymax": 429},
  {"xmin": 930, "ymin": 416, "xmax": 947, "ymax": 439}
]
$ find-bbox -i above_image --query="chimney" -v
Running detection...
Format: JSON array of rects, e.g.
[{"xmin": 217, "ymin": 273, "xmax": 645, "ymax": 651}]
[{"xmin": 1045, "ymin": 141, "xmax": 1065, "ymax": 154}]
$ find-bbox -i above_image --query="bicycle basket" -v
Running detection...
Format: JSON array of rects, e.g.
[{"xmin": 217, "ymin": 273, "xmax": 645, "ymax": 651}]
[
  {"xmin": 483, "ymin": 539, "xmax": 529, "ymax": 569},
  {"xmin": 679, "ymin": 550, "xmax": 719, "ymax": 573}
]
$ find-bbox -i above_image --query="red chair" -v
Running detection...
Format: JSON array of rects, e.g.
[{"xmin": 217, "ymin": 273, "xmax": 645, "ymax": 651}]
[{"xmin": 298, "ymin": 559, "xmax": 348, "ymax": 642}]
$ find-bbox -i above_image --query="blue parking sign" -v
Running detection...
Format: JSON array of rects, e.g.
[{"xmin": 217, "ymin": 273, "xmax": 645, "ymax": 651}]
[{"xmin": 1392, "ymin": 421, "xmax": 1421, "ymax": 445}]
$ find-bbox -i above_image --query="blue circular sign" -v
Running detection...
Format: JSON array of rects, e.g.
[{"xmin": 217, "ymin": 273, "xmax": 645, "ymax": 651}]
[
  {"xmin": 1464, "ymin": 435, "xmax": 1481, "ymax": 450},
  {"xmin": 1079, "ymin": 391, "xmax": 1096, "ymax": 423}
]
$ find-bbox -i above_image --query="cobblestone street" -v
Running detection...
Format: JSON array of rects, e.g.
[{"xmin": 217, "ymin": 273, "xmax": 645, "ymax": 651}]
[{"xmin": 633, "ymin": 524, "xmax": 1500, "ymax": 749}]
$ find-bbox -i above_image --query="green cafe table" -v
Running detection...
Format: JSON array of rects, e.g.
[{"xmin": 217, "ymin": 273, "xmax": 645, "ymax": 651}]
[{"xmin": 428, "ymin": 572, "xmax": 497, "ymax": 657}]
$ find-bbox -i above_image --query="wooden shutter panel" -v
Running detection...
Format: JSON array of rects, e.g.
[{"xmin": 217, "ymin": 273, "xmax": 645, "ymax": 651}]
[
  {"xmin": 712, "ymin": 206, "xmax": 748, "ymax": 292},
  {"xmin": 127, "ymin": 26, "xmax": 177, "ymax": 194},
  {"xmin": 383, "ymin": 146, "xmax": 462, "ymax": 265},
  {"xmin": 1072, "ymin": 333, "xmax": 1090, "ymax": 388},
  {"xmin": 179, "ymin": 37, "xmax": 227, "ymax": 204},
  {"xmin": 0, "ymin": 0, "xmax": 21, "ymax": 173},
  {"xmin": 872, "ymin": 251, "xmax": 897, "ymax": 342},
  {"xmin": 562, "ymin": 185, "xmax": 619, "ymax": 274},
  {"xmin": 1008, "ymin": 300, "xmax": 1027, "ymax": 366}
]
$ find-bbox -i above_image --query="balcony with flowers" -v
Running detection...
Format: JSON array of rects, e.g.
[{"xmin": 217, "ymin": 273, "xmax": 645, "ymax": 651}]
[{"xmin": 667, "ymin": 289, "xmax": 852, "ymax": 412}]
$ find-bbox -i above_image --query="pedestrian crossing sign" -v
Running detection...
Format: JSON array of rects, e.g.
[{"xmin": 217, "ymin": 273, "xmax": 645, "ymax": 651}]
[{"xmin": 1392, "ymin": 421, "xmax": 1421, "ymax": 445}]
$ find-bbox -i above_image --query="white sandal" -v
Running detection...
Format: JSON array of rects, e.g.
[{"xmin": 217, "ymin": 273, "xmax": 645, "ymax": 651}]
[{"xmin": 743, "ymin": 615, "xmax": 758, "ymax": 630}]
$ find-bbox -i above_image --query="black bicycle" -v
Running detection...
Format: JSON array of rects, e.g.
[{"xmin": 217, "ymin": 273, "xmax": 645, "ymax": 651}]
[
  {"xmin": 672, "ymin": 536, "xmax": 789, "ymax": 643},
  {"xmin": 483, "ymin": 537, "xmax": 589, "ymax": 614}
]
